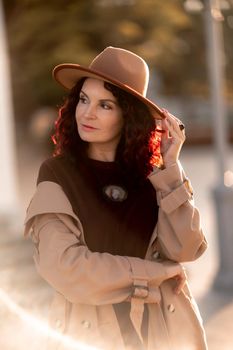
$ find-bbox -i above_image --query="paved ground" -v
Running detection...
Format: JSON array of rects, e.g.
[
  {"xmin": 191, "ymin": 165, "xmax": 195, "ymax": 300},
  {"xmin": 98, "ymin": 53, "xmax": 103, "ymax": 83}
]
[{"xmin": 0, "ymin": 143, "xmax": 233, "ymax": 349}]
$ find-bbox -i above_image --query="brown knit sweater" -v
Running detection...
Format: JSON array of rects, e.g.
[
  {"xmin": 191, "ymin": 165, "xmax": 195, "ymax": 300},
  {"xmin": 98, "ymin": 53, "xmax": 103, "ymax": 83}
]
[{"xmin": 37, "ymin": 154, "xmax": 158, "ymax": 258}]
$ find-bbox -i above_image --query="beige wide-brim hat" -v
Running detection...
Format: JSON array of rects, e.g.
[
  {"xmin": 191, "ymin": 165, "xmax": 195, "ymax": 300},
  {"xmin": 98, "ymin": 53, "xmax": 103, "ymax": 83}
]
[{"xmin": 53, "ymin": 46, "xmax": 165, "ymax": 119}]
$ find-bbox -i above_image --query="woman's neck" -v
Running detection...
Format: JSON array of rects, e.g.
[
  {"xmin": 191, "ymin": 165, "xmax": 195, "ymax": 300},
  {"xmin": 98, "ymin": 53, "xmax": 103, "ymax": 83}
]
[{"xmin": 87, "ymin": 144, "xmax": 116, "ymax": 162}]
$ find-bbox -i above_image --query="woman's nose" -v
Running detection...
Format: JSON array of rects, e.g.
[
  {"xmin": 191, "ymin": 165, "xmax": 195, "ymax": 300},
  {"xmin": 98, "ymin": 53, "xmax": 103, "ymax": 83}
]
[{"xmin": 84, "ymin": 104, "xmax": 97, "ymax": 119}]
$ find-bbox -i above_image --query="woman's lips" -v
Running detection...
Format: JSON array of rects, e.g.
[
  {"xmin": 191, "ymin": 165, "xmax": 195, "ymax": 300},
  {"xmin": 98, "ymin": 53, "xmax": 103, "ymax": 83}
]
[{"xmin": 81, "ymin": 124, "xmax": 98, "ymax": 131}]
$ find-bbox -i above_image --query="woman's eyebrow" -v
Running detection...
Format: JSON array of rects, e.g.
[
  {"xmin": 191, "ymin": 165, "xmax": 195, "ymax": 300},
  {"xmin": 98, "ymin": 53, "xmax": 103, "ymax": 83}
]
[
  {"xmin": 100, "ymin": 99, "xmax": 117, "ymax": 105},
  {"xmin": 80, "ymin": 90, "xmax": 117, "ymax": 104},
  {"xmin": 80, "ymin": 90, "xmax": 88, "ymax": 97}
]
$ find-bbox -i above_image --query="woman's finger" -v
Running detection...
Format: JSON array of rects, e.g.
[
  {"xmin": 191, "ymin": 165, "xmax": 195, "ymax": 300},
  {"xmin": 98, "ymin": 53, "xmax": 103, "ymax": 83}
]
[
  {"xmin": 164, "ymin": 115, "xmax": 186, "ymax": 145},
  {"xmin": 162, "ymin": 109, "xmax": 185, "ymax": 137},
  {"xmin": 161, "ymin": 118, "xmax": 169, "ymax": 139},
  {"xmin": 163, "ymin": 119, "xmax": 183, "ymax": 143},
  {"xmin": 163, "ymin": 109, "xmax": 182, "ymax": 125},
  {"xmin": 174, "ymin": 267, "xmax": 187, "ymax": 295}
]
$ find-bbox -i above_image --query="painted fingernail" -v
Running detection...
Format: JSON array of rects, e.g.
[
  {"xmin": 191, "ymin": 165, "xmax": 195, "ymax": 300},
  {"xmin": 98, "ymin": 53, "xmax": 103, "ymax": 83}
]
[
  {"xmin": 179, "ymin": 124, "xmax": 185, "ymax": 131},
  {"xmin": 155, "ymin": 128, "xmax": 166, "ymax": 133}
]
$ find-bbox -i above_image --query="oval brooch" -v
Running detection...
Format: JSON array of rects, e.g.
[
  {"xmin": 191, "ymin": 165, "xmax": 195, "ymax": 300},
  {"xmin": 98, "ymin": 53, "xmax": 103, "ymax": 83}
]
[{"xmin": 103, "ymin": 185, "xmax": 128, "ymax": 202}]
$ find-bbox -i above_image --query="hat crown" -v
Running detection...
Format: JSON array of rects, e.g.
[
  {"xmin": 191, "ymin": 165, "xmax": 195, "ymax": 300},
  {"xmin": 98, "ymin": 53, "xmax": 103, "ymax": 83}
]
[
  {"xmin": 89, "ymin": 46, "xmax": 149, "ymax": 97},
  {"xmin": 53, "ymin": 46, "xmax": 163, "ymax": 118}
]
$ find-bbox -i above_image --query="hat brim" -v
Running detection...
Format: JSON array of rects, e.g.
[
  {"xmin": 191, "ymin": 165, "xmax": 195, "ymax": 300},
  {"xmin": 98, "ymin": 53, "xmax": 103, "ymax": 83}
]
[{"xmin": 53, "ymin": 64, "xmax": 164, "ymax": 119}]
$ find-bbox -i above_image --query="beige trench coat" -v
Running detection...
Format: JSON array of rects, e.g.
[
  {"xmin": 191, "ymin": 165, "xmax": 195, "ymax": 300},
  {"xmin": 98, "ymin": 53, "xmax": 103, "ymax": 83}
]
[{"xmin": 24, "ymin": 162, "xmax": 208, "ymax": 350}]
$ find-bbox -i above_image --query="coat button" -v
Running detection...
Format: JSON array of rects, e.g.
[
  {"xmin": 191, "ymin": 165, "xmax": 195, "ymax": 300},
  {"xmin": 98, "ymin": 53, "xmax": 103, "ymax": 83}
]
[
  {"xmin": 55, "ymin": 319, "xmax": 62, "ymax": 328},
  {"xmin": 81, "ymin": 320, "xmax": 91, "ymax": 329},
  {"xmin": 167, "ymin": 304, "xmax": 175, "ymax": 313}
]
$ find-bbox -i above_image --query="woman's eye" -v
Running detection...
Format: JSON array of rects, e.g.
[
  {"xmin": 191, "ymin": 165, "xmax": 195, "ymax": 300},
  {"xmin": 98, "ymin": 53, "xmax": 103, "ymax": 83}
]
[
  {"xmin": 79, "ymin": 96, "xmax": 87, "ymax": 104},
  {"xmin": 101, "ymin": 102, "xmax": 112, "ymax": 110}
]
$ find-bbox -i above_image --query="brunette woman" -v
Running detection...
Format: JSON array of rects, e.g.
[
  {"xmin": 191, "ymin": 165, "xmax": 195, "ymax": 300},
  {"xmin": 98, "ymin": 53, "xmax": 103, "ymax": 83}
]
[{"xmin": 24, "ymin": 46, "xmax": 207, "ymax": 350}]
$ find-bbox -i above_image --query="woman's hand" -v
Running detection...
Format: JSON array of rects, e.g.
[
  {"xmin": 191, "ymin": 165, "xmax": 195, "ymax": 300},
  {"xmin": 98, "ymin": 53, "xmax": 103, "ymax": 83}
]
[
  {"xmin": 160, "ymin": 109, "xmax": 186, "ymax": 168},
  {"xmin": 162, "ymin": 261, "xmax": 187, "ymax": 294}
]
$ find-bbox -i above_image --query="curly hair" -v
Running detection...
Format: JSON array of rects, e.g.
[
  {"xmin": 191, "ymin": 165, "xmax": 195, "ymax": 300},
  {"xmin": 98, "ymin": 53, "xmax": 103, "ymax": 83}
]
[{"xmin": 52, "ymin": 78, "xmax": 162, "ymax": 182}]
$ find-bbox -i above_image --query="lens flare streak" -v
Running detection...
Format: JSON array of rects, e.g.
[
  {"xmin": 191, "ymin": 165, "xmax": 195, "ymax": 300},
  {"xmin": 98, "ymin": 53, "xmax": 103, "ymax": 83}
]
[{"xmin": 0, "ymin": 288, "xmax": 100, "ymax": 350}]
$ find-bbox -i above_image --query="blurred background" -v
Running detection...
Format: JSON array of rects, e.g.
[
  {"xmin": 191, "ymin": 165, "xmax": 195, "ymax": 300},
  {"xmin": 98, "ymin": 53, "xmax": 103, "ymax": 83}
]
[{"xmin": 0, "ymin": 0, "xmax": 233, "ymax": 349}]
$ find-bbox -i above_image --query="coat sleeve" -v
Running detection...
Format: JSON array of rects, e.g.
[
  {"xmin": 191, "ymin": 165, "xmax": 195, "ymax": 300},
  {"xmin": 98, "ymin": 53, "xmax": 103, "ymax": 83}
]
[
  {"xmin": 24, "ymin": 181, "xmax": 169, "ymax": 306},
  {"xmin": 148, "ymin": 161, "xmax": 207, "ymax": 262}
]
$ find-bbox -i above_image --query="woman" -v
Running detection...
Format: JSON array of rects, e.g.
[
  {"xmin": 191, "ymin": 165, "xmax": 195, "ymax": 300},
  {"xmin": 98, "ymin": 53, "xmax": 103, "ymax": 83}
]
[{"xmin": 24, "ymin": 46, "xmax": 208, "ymax": 350}]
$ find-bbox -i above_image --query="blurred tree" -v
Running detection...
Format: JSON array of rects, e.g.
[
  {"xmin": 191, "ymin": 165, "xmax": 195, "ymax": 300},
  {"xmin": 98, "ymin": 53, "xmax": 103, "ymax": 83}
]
[
  {"xmin": 223, "ymin": 11, "xmax": 233, "ymax": 98},
  {"xmin": 2, "ymin": 0, "xmax": 233, "ymax": 127}
]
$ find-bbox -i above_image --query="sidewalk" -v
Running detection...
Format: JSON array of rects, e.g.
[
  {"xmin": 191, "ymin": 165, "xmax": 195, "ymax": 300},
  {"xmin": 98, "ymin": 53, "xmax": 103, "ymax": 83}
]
[
  {"xmin": 0, "ymin": 232, "xmax": 53, "ymax": 350},
  {"xmin": 204, "ymin": 295, "xmax": 233, "ymax": 350}
]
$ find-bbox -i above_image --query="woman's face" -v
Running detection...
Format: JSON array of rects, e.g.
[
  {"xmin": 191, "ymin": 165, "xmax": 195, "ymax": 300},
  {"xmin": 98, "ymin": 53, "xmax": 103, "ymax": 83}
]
[{"xmin": 75, "ymin": 78, "xmax": 124, "ymax": 158}]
